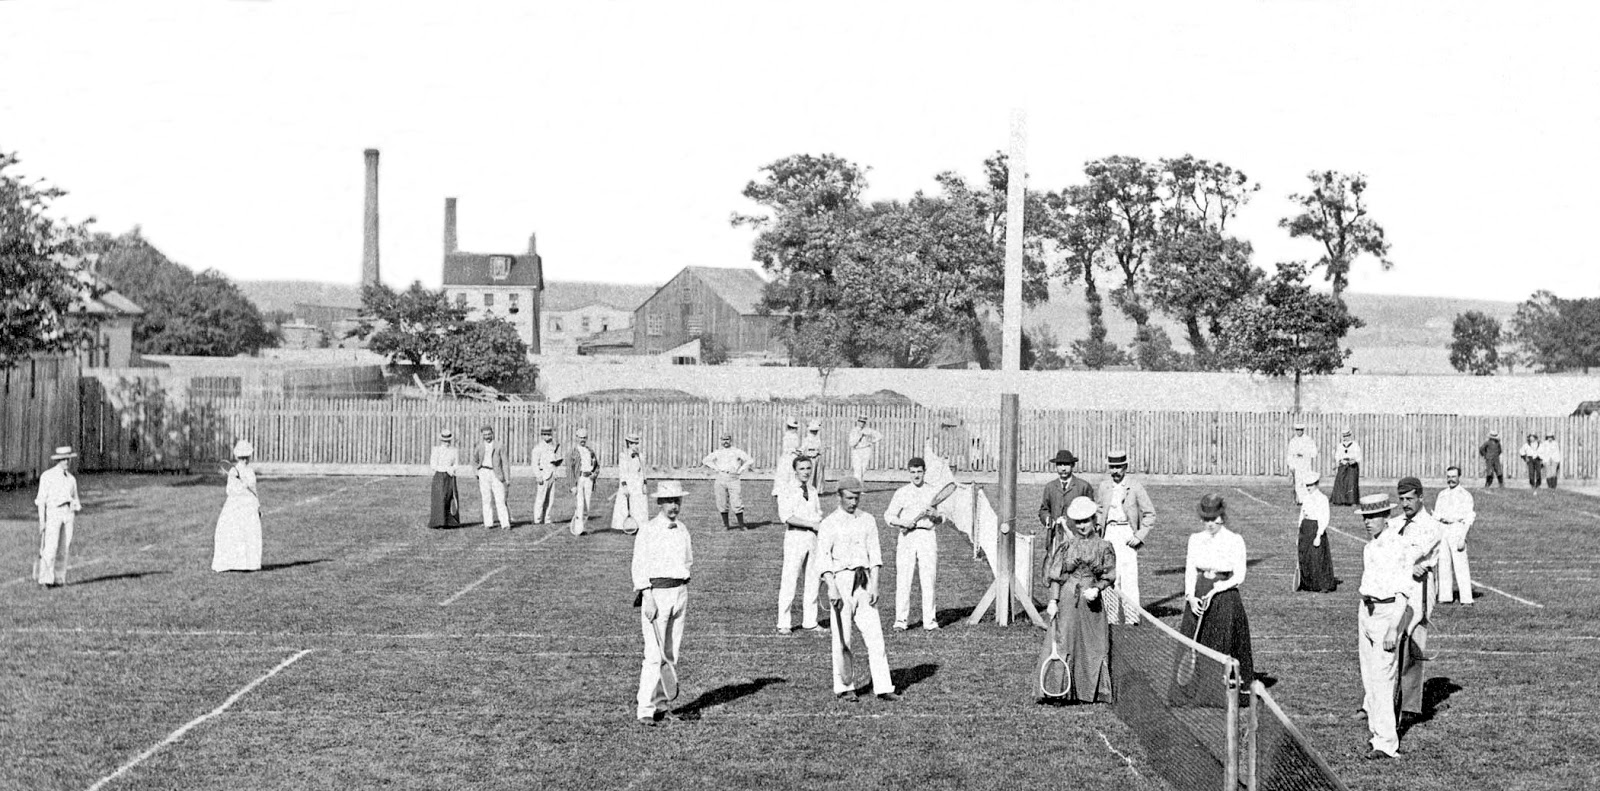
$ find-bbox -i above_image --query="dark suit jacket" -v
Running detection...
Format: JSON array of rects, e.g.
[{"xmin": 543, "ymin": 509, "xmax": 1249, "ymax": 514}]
[
  {"xmin": 565, "ymin": 443, "xmax": 600, "ymax": 481},
  {"xmin": 1095, "ymin": 477, "xmax": 1156, "ymax": 545},
  {"xmin": 473, "ymin": 440, "xmax": 511, "ymax": 483},
  {"xmin": 1038, "ymin": 475, "xmax": 1095, "ymax": 527}
]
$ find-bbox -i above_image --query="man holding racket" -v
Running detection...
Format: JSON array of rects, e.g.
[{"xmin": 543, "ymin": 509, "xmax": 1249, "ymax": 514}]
[
  {"xmin": 1356, "ymin": 493, "xmax": 1415, "ymax": 759},
  {"xmin": 818, "ymin": 477, "xmax": 899, "ymax": 702},
  {"xmin": 631, "ymin": 480, "xmax": 694, "ymax": 726}
]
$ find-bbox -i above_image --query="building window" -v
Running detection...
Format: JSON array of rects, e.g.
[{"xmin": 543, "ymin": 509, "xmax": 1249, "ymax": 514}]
[
  {"xmin": 646, "ymin": 313, "xmax": 663, "ymax": 336},
  {"xmin": 679, "ymin": 279, "xmax": 693, "ymax": 301},
  {"xmin": 509, "ymin": 292, "xmax": 521, "ymax": 314},
  {"xmin": 455, "ymin": 293, "xmax": 467, "ymax": 308},
  {"xmin": 550, "ymin": 316, "xmax": 564, "ymax": 333},
  {"xmin": 581, "ymin": 316, "xmax": 591, "ymax": 333},
  {"xmin": 600, "ymin": 318, "xmax": 610, "ymax": 331},
  {"xmin": 484, "ymin": 293, "xmax": 495, "ymax": 308}
]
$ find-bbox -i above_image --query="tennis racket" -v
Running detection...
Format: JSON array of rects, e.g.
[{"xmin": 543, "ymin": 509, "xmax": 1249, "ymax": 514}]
[
  {"xmin": 1176, "ymin": 598, "xmax": 1209, "ymax": 686},
  {"xmin": 1039, "ymin": 606, "xmax": 1071, "ymax": 699},
  {"xmin": 647, "ymin": 602, "xmax": 679, "ymax": 701},
  {"xmin": 831, "ymin": 595, "xmax": 854, "ymax": 689}
]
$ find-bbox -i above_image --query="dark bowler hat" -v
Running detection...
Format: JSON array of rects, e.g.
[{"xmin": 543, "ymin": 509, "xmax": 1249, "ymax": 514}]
[
  {"xmin": 1106, "ymin": 450, "xmax": 1129, "ymax": 468},
  {"xmin": 1358, "ymin": 493, "xmax": 1395, "ymax": 517},
  {"xmin": 1197, "ymin": 493, "xmax": 1226, "ymax": 521},
  {"xmin": 1396, "ymin": 476, "xmax": 1424, "ymax": 496},
  {"xmin": 1050, "ymin": 449, "xmax": 1079, "ymax": 465}
]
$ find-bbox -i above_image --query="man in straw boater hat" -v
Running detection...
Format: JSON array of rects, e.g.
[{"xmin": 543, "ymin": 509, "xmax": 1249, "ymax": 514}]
[
  {"xmin": 530, "ymin": 425, "xmax": 565, "ymax": 525},
  {"xmin": 34, "ymin": 445, "xmax": 82, "ymax": 588},
  {"xmin": 701, "ymin": 431, "xmax": 754, "ymax": 530},
  {"xmin": 427, "ymin": 430, "xmax": 461, "ymax": 529},
  {"xmin": 800, "ymin": 418, "xmax": 826, "ymax": 490},
  {"xmin": 612, "ymin": 431, "xmax": 650, "ymax": 535},
  {"xmin": 565, "ymin": 428, "xmax": 600, "ymax": 535},
  {"xmin": 847, "ymin": 415, "xmax": 884, "ymax": 483},
  {"xmin": 1095, "ymin": 449, "xmax": 1155, "ymax": 625},
  {"xmin": 1354, "ymin": 492, "xmax": 1416, "ymax": 759},
  {"xmin": 774, "ymin": 455, "xmax": 826, "ymax": 634},
  {"xmin": 818, "ymin": 476, "xmax": 899, "ymax": 702},
  {"xmin": 473, "ymin": 425, "xmax": 513, "ymax": 530},
  {"xmin": 630, "ymin": 480, "xmax": 694, "ymax": 726},
  {"xmin": 1392, "ymin": 476, "xmax": 1444, "ymax": 722},
  {"xmin": 1477, "ymin": 430, "xmax": 1505, "ymax": 489},
  {"xmin": 1285, "ymin": 422, "xmax": 1318, "ymax": 504}
]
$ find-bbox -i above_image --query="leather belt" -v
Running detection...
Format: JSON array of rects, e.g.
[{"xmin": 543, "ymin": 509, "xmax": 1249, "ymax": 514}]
[
  {"xmin": 786, "ymin": 525, "xmax": 817, "ymax": 533},
  {"xmin": 649, "ymin": 577, "xmax": 689, "ymax": 589}
]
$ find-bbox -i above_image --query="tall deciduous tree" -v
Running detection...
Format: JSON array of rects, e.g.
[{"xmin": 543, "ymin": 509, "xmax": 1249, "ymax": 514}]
[
  {"xmin": 92, "ymin": 229, "xmax": 276, "ymax": 356},
  {"xmin": 0, "ymin": 150, "xmax": 103, "ymax": 364},
  {"xmin": 1509, "ymin": 291, "xmax": 1600, "ymax": 374},
  {"xmin": 348, "ymin": 281, "xmax": 468, "ymax": 366},
  {"xmin": 431, "ymin": 316, "xmax": 535, "ymax": 392},
  {"xmin": 1279, "ymin": 171, "xmax": 1392, "ymax": 304},
  {"xmin": 1220, "ymin": 262, "xmax": 1363, "ymax": 411},
  {"xmin": 1448, "ymin": 310, "xmax": 1501, "ymax": 376}
]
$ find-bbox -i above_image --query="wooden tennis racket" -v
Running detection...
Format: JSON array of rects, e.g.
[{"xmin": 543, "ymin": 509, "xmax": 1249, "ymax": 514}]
[
  {"xmin": 1039, "ymin": 607, "xmax": 1070, "ymax": 699},
  {"xmin": 1176, "ymin": 599, "xmax": 1209, "ymax": 686},
  {"xmin": 647, "ymin": 604, "xmax": 679, "ymax": 701}
]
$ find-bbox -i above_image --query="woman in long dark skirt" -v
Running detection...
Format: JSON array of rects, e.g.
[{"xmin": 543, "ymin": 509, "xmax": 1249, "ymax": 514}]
[
  {"xmin": 1037, "ymin": 496, "xmax": 1117, "ymax": 704},
  {"xmin": 428, "ymin": 430, "xmax": 461, "ymax": 528},
  {"xmin": 1170, "ymin": 494, "xmax": 1255, "ymax": 708},
  {"xmin": 1295, "ymin": 470, "xmax": 1337, "ymax": 592},
  {"xmin": 1331, "ymin": 429, "xmax": 1361, "ymax": 506}
]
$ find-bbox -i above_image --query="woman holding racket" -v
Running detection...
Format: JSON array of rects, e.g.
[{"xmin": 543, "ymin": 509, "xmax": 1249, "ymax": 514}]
[
  {"xmin": 1037, "ymin": 496, "xmax": 1116, "ymax": 704},
  {"xmin": 1172, "ymin": 494, "xmax": 1255, "ymax": 707}
]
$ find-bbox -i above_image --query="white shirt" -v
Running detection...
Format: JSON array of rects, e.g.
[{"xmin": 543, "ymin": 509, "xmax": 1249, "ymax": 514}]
[
  {"xmin": 702, "ymin": 447, "xmax": 753, "ymax": 476},
  {"xmin": 1185, "ymin": 527, "xmax": 1247, "ymax": 597},
  {"xmin": 1434, "ymin": 486, "xmax": 1476, "ymax": 530},
  {"xmin": 817, "ymin": 508, "xmax": 883, "ymax": 574},
  {"xmin": 1286, "ymin": 435, "xmax": 1318, "ymax": 470},
  {"xmin": 630, "ymin": 513, "xmax": 693, "ymax": 591},
  {"xmin": 885, "ymin": 481, "xmax": 940, "ymax": 529},
  {"xmin": 617, "ymin": 450, "xmax": 645, "ymax": 492},
  {"xmin": 574, "ymin": 444, "xmax": 597, "ymax": 474},
  {"xmin": 429, "ymin": 445, "xmax": 459, "ymax": 473},
  {"xmin": 1392, "ymin": 509, "xmax": 1443, "ymax": 618},
  {"xmin": 479, "ymin": 441, "xmax": 499, "ymax": 468},
  {"xmin": 849, "ymin": 427, "xmax": 882, "ymax": 450},
  {"xmin": 1335, "ymin": 441, "xmax": 1362, "ymax": 466},
  {"xmin": 922, "ymin": 445, "xmax": 955, "ymax": 490},
  {"xmin": 532, "ymin": 440, "xmax": 563, "ymax": 477},
  {"xmin": 35, "ymin": 466, "xmax": 80, "ymax": 510},
  {"xmin": 1540, "ymin": 441, "xmax": 1562, "ymax": 464},
  {"xmin": 1360, "ymin": 527, "xmax": 1414, "ymax": 602},
  {"xmin": 1519, "ymin": 442, "xmax": 1541, "ymax": 459},
  {"xmin": 800, "ymin": 432, "xmax": 823, "ymax": 457},
  {"xmin": 775, "ymin": 478, "xmax": 822, "ymax": 526},
  {"xmin": 1298, "ymin": 488, "xmax": 1330, "ymax": 529},
  {"xmin": 1107, "ymin": 481, "xmax": 1130, "ymax": 524}
]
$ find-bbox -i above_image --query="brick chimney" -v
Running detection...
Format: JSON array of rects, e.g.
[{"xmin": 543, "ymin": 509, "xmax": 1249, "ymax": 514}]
[
  {"xmin": 362, "ymin": 149, "xmax": 380, "ymax": 287},
  {"xmin": 527, "ymin": 232, "xmax": 538, "ymax": 255},
  {"xmin": 444, "ymin": 197, "xmax": 458, "ymax": 256}
]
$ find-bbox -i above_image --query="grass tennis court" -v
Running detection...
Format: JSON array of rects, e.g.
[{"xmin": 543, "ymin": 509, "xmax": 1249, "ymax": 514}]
[{"xmin": 4, "ymin": 473, "xmax": 1597, "ymax": 790}]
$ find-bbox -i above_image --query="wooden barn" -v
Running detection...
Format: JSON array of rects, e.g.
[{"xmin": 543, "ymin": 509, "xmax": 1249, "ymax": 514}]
[{"xmin": 632, "ymin": 267, "xmax": 785, "ymax": 361}]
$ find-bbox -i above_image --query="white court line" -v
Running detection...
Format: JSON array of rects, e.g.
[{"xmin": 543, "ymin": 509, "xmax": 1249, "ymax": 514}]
[
  {"xmin": 1, "ymin": 557, "xmax": 110, "ymax": 588},
  {"xmin": 438, "ymin": 566, "xmax": 509, "ymax": 606},
  {"xmin": 1323, "ymin": 525, "xmax": 1545, "ymax": 607},
  {"xmin": 1232, "ymin": 488, "xmax": 1276, "ymax": 508},
  {"xmin": 1097, "ymin": 732, "xmax": 1141, "ymax": 777},
  {"xmin": 1579, "ymin": 511, "xmax": 1600, "ymax": 521},
  {"xmin": 263, "ymin": 481, "xmax": 366, "ymax": 516},
  {"xmin": 84, "ymin": 648, "xmax": 313, "ymax": 791}
]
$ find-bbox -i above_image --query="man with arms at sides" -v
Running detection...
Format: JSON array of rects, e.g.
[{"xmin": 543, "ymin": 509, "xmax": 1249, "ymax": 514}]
[
  {"xmin": 1285, "ymin": 423, "xmax": 1318, "ymax": 504},
  {"xmin": 566, "ymin": 428, "xmax": 600, "ymax": 535},
  {"xmin": 1478, "ymin": 431, "xmax": 1504, "ymax": 489},
  {"xmin": 1355, "ymin": 493, "xmax": 1415, "ymax": 760},
  {"xmin": 631, "ymin": 481, "xmax": 693, "ymax": 726},
  {"xmin": 530, "ymin": 426, "xmax": 565, "ymax": 525},
  {"xmin": 774, "ymin": 456, "xmax": 826, "ymax": 635},
  {"xmin": 819, "ymin": 476, "xmax": 899, "ymax": 702},
  {"xmin": 1541, "ymin": 433, "xmax": 1562, "ymax": 489},
  {"xmin": 1433, "ymin": 466, "xmax": 1476, "ymax": 606},
  {"xmin": 1038, "ymin": 449, "xmax": 1094, "ymax": 572},
  {"xmin": 702, "ymin": 432, "xmax": 754, "ymax": 530},
  {"xmin": 884, "ymin": 456, "xmax": 953, "ymax": 631},
  {"xmin": 1518, "ymin": 433, "xmax": 1543, "ymax": 489},
  {"xmin": 1393, "ymin": 476, "xmax": 1443, "ymax": 721},
  {"xmin": 35, "ymin": 446, "xmax": 82, "ymax": 588},
  {"xmin": 1095, "ymin": 450, "xmax": 1156, "ymax": 625},
  {"xmin": 474, "ymin": 426, "xmax": 513, "ymax": 530},
  {"xmin": 800, "ymin": 419, "xmax": 826, "ymax": 490}
]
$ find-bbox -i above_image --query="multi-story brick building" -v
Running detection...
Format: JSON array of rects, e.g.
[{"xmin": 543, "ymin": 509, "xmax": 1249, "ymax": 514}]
[{"xmin": 439, "ymin": 198, "xmax": 545, "ymax": 354}]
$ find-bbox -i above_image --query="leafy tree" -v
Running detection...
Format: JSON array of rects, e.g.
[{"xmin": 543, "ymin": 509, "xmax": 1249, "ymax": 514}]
[
  {"xmin": 431, "ymin": 316, "xmax": 534, "ymax": 392},
  {"xmin": 0, "ymin": 150, "xmax": 103, "ymax": 364},
  {"xmin": 1449, "ymin": 310, "xmax": 1501, "ymax": 376},
  {"xmin": 694, "ymin": 332, "xmax": 730, "ymax": 365},
  {"xmin": 348, "ymin": 281, "xmax": 467, "ymax": 366},
  {"xmin": 92, "ymin": 229, "xmax": 275, "ymax": 356},
  {"xmin": 1025, "ymin": 323, "xmax": 1067, "ymax": 371},
  {"xmin": 1279, "ymin": 171, "xmax": 1392, "ymax": 304},
  {"xmin": 1065, "ymin": 156, "xmax": 1162, "ymax": 343},
  {"xmin": 1510, "ymin": 291, "xmax": 1600, "ymax": 373},
  {"xmin": 1130, "ymin": 325, "xmax": 1188, "ymax": 372},
  {"xmin": 1219, "ymin": 262, "xmax": 1363, "ymax": 411}
]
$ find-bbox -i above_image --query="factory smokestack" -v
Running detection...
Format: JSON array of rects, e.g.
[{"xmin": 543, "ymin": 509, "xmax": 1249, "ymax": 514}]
[
  {"xmin": 444, "ymin": 197, "xmax": 458, "ymax": 256},
  {"xmin": 362, "ymin": 148, "xmax": 381, "ymax": 287}
]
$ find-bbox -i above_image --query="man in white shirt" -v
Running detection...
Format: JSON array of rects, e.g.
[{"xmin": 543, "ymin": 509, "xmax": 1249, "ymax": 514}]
[
  {"xmin": 819, "ymin": 476, "xmax": 899, "ymax": 702},
  {"xmin": 771, "ymin": 418, "xmax": 801, "ymax": 504},
  {"xmin": 1540, "ymin": 433, "xmax": 1563, "ymax": 489},
  {"xmin": 1355, "ymin": 493, "xmax": 1415, "ymax": 760},
  {"xmin": 34, "ymin": 446, "xmax": 82, "ymax": 588},
  {"xmin": 1392, "ymin": 476, "xmax": 1443, "ymax": 720},
  {"xmin": 1433, "ymin": 466, "xmax": 1476, "ymax": 605},
  {"xmin": 631, "ymin": 481, "xmax": 694, "ymax": 725},
  {"xmin": 530, "ymin": 426, "xmax": 565, "ymax": 525},
  {"xmin": 1285, "ymin": 423, "xmax": 1318, "ymax": 504},
  {"xmin": 565, "ymin": 429, "xmax": 600, "ymax": 535},
  {"xmin": 800, "ymin": 419, "xmax": 826, "ymax": 490},
  {"xmin": 884, "ymin": 457, "xmax": 953, "ymax": 631},
  {"xmin": 775, "ymin": 457, "xmax": 826, "ymax": 634},
  {"xmin": 848, "ymin": 416, "xmax": 884, "ymax": 482},
  {"xmin": 1095, "ymin": 450, "xmax": 1156, "ymax": 624},
  {"xmin": 473, "ymin": 426, "xmax": 513, "ymax": 530},
  {"xmin": 702, "ymin": 432, "xmax": 754, "ymax": 530},
  {"xmin": 1518, "ymin": 433, "xmax": 1543, "ymax": 489}
]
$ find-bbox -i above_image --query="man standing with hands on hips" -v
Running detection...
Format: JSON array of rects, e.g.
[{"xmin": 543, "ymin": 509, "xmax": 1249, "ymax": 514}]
[
  {"xmin": 819, "ymin": 476, "xmax": 899, "ymax": 702},
  {"xmin": 1096, "ymin": 450, "xmax": 1156, "ymax": 624},
  {"xmin": 35, "ymin": 445, "xmax": 82, "ymax": 588},
  {"xmin": 474, "ymin": 426, "xmax": 513, "ymax": 530},
  {"xmin": 1433, "ymin": 466, "xmax": 1476, "ymax": 606},
  {"xmin": 631, "ymin": 481, "xmax": 693, "ymax": 726},
  {"xmin": 702, "ymin": 432, "xmax": 754, "ymax": 530}
]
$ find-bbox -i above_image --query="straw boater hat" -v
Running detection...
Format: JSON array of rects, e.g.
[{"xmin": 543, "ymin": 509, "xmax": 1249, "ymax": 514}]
[
  {"xmin": 624, "ymin": 432, "xmax": 641, "ymax": 444},
  {"xmin": 785, "ymin": 418, "xmax": 798, "ymax": 429},
  {"xmin": 439, "ymin": 429, "xmax": 454, "ymax": 441},
  {"xmin": 1066, "ymin": 496, "xmax": 1097, "ymax": 522},
  {"xmin": 807, "ymin": 419, "xmax": 822, "ymax": 431},
  {"xmin": 1197, "ymin": 493, "xmax": 1226, "ymax": 521},
  {"xmin": 1357, "ymin": 493, "xmax": 1394, "ymax": 517},
  {"xmin": 1293, "ymin": 422, "xmax": 1306, "ymax": 431},
  {"xmin": 721, "ymin": 431, "xmax": 733, "ymax": 440},
  {"xmin": 539, "ymin": 425, "xmax": 553, "ymax": 435},
  {"xmin": 1050, "ymin": 449, "xmax": 1079, "ymax": 466},
  {"xmin": 1341, "ymin": 428, "xmax": 1353, "ymax": 438},
  {"xmin": 1106, "ymin": 450, "xmax": 1129, "ymax": 468},
  {"xmin": 1298, "ymin": 468, "xmax": 1321, "ymax": 486},
  {"xmin": 575, "ymin": 428, "xmax": 589, "ymax": 439},
  {"xmin": 857, "ymin": 415, "xmax": 868, "ymax": 423},
  {"xmin": 1489, "ymin": 431, "xmax": 1500, "ymax": 439},
  {"xmin": 232, "ymin": 440, "xmax": 254, "ymax": 458},
  {"xmin": 50, "ymin": 446, "xmax": 78, "ymax": 461},
  {"xmin": 835, "ymin": 476, "xmax": 864, "ymax": 495},
  {"xmin": 652, "ymin": 480, "xmax": 687, "ymax": 500}
]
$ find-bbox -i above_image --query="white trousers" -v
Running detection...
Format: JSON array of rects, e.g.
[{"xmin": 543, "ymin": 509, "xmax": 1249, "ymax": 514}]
[
  {"xmin": 777, "ymin": 529, "xmax": 821, "ymax": 630},
  {"xmin": 894, "ymin": 529, "xmax": 938, "ymax": 627},
  {"xmin": 637, "ymin": 586, "xmax": 687, "ymax": 719},
  {"xmin": 569, "ymin": 476, "xmax": 594, "ymax": 535},
  {"xmin": 477, "ymin": 469, "xmax": 511, "ymax": 529},
  {"xmin": 1359, "ymin": 601, "xmax": 1403, "ymax": 756},
  {"xmin": 830, "ymin": 584, "xmax": 894, "ymax": 695},
  {"xmin": 1103, "ymin": 522, "xmax": 1141, "ymax": 624},
  {"xmin": 532, "ymin": 476, "xmax": 558, "ymax": 524},
  {"xmin": 850, "ymin": 447, "xmax": 873, "ymax": 481},
  {"xmin": 1437, "ymin": 526, "xmax": 1473, "ymax": 603},
  {"xmin": 36, "ymin": 508, "xmax": 75, "ymax": 585}
]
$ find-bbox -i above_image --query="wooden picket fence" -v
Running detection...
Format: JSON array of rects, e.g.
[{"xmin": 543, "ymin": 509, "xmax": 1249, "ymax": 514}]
[
  {"xmin": 73, "ymin": 387, "xmax": 1600, "ymax": 483},
  {"xmin": 0, "ymin": 356, "xmax": 80, "ymax": 482}
]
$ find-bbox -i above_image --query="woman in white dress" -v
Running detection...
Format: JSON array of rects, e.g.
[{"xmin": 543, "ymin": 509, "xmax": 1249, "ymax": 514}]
[{"xmin": 213, "ymin": 440, "xmax": 264, "ymax": 572}]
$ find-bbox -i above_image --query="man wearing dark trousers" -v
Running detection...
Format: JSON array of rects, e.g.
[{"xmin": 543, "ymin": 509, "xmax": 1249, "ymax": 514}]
[{"xmin": 1477, "ymin": 431, "xmax": 1504, "ymax": 489}]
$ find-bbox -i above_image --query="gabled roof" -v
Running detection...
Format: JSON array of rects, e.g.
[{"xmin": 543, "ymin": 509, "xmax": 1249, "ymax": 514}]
[
  {"xmin": 686, "ymin": 266, "xmax": 771, "ymax": 315},
  {"xmin": 542, "ymin": 281, "xmax": 657, "ymax": 313},
  {"xmin": 443, "ymin": 252, "xmax": 543, "ymax": 288},
  {"xmin": 73, "ymin": 279, "xmax": 144, "ymax": 316}
]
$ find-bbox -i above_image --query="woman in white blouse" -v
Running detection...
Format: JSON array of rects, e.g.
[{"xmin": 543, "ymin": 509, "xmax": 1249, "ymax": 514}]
[
  {"xmin": 1295, "ymin": 469, "xmax": 1337, "ymax": 592},
  {"xmin": 1171, "ymin": 493, "xmax": 1255, "ymax": 706}
]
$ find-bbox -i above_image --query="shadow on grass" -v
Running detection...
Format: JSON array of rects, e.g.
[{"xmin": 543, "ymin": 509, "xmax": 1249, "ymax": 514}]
[
  {"xmin": 170, "ymin": 474, "xmax": 225, "ymax": 488},
  {"xmin": 1399, "ymin": 677, "xmax": 1463, "ymax": 736},
  {"xmin": 934, "ymin": 606, "xmax": 975, "ymax": 627},
  {"xmin": 675, "ymin": 676, "xmax": 786, "ymax": 718},
  {"xmin": 889, "ymin": 663, "xmax": 939, "ymax": 691},
  {"xmin": 255, "ymin": 559, "xmax": 331, "ymax": 572},
  {"xmin": 74, "ymin": 570, "xmax": 171, "ymax": 586},
  {"xmin": 1143, "ymin": 592, "xmax": 1185, "ymax": 619}
]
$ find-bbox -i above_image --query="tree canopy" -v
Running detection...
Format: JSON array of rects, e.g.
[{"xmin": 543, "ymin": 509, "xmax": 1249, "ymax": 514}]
[
  {"xmin": 1448, "ymin": 310, "xmax": 1501, "ymax": 376},
  {"xmin": 1509, "ymin": 291, "xmax": 1600, "ymax": 374},
  {"xmin": 0, "ymin": 150, "xmax": 102, "ymax": 364},
  {"xmin": 1279, "ymin": 171, "xmax": 1392, "ymax": 304},
  {"xmin": 92, "ymin": 229, "xmax": 276, "ymax": 356},
  {"xmin": 351, "ymin": 281, "xmax": 534, "ymax": 394},
  {"xmin": 1219, "ymin": 262, "xmax": 1362, "ymax": 406}
]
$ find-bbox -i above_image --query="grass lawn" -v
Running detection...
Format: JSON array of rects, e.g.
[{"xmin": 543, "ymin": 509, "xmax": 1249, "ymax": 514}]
[{"xmin": 3, "ymin": 472, "xmax": 1597, "ymax": 790}]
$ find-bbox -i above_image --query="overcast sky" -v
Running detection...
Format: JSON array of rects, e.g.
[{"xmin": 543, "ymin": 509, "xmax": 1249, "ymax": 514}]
[{"xmin": 3, "ymin": 1, "xmax": 1596, "ymax": 302}]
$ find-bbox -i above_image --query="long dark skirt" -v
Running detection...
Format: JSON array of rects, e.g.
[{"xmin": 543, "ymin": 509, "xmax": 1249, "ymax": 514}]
[
  {"xmin": 1331, "ymin": 463, "xmax": 1360, "ymax": 505},
  {"xmin": 429, "ymin": 472, "xmax": 460, "ymax": 528},
  {"xmin": 1295, "ymin": 518, "xmax": 1337, "ymax": 592},
  {"xmin": 1037, "ymin": 585, "xmax": 1113, "ymax": 703},
  {"xmin": 1169, "ymin": 579, "xmax": 1254, "ymax": 708}
]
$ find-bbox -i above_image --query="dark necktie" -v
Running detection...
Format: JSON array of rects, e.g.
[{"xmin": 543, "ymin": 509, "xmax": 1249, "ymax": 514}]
[{"xmin": 800, "ymin": 483, "xmax": 809, "ymax": 501}]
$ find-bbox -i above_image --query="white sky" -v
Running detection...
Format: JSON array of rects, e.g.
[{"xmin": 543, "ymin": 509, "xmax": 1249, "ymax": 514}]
[{"xmin": 2, "ymin": 0, "xmax": 1597, "ymax": 302}]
